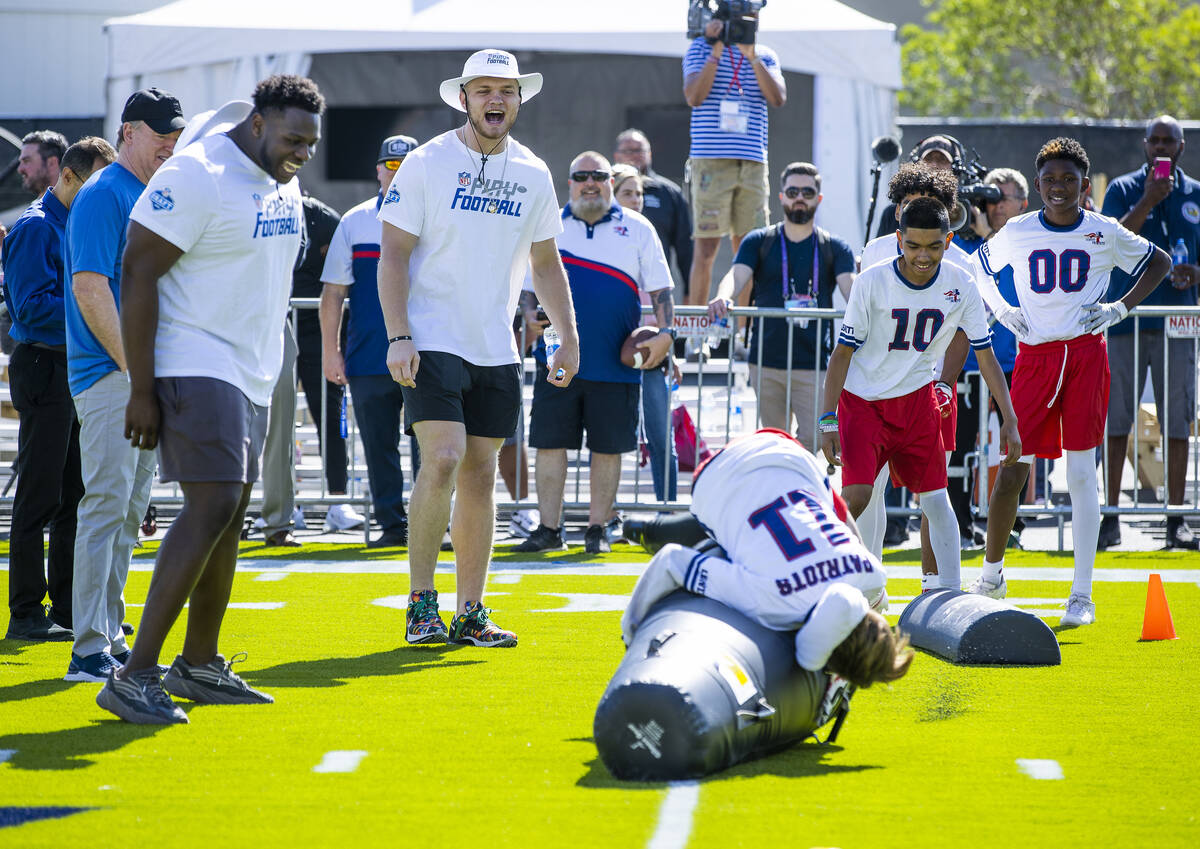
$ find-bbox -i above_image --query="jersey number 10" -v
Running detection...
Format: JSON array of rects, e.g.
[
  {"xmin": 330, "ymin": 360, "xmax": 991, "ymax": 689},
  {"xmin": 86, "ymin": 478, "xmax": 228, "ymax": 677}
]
[
  {"xmin": 1028, "ymin": 249, "xmax": 1090, "ymax": 293},
  {"xmin": 888, "ymin": 308, "xmax": 946, "ymax": 352}
]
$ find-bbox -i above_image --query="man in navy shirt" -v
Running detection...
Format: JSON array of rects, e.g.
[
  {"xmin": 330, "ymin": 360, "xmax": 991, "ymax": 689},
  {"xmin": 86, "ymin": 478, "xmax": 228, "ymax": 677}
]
[
  {"xmin": 320, "ymin": 134, "xmax": 420, "ymax": 548},
  {"xmin": 1100, "ymin": 115, "xmax": 1200, "ymax": 550},
  {"xmin": 708, "ymin": 162, "xmax": 855, "ymax": 449},
  {"xmin": 63, "ymin": 88, "xmax": 184, "ymax": 682},
  {"xmin": 3, "ymin": 137, "xmax": 115, "ymax": 642}
]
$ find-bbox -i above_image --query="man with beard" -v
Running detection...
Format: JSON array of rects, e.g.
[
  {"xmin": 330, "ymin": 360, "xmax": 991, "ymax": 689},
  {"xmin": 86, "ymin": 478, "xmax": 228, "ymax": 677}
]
[
  {"xmin": 516, "ymin": 151, "xmax": 674, "ymax": 555},
  {"xmin": 378, "ymin": 50, "xmax": 577, "ymax": 647},
  {"xmin": 16, "ymin": 131, "xmax": 68, "ymax": 197},
  {"xmin": 707, "ymin": 162, "xmax": 855, "ymax": 447}
]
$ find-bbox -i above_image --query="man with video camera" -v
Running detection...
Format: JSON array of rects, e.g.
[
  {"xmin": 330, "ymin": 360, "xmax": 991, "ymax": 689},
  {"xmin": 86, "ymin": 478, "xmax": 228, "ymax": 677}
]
[{"xmin": 683, "ymin": 0, "xmax": 786, "ymax": 327}]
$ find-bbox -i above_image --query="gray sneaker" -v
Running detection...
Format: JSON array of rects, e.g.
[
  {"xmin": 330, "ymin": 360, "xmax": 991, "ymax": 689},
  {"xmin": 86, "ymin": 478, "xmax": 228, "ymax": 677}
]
[
  {"xmin": 162, "ymin": 652, "xmax": 274, "ymax": 705},
  {"xmin": 96, "ymin": 667, "xmax": 188, "ymax": 725}
]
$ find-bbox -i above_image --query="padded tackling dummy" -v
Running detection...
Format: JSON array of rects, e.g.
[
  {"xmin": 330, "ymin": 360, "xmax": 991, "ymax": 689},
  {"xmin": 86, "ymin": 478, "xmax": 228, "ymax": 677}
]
[
  {"xmin": 898, "ymin": 589, "xmax": 1060, "ymax": 665},
  {"xmin": 594, "ymin": 590, "xmax": 852, "ymax": 781}
]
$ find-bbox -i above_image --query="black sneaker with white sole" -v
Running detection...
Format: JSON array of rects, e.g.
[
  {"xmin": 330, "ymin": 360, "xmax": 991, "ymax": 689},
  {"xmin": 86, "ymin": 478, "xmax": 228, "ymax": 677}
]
[
  {"xmin": 162, "ymin": 652, "xmax": 274, "ymax": 705},
  {"xmin": 513, "ymin": 524, "xmax": 567, "ymax": 553},
  {"xmin": 97, "ymin": 667, "xmax": 188, "ymax": 725},
  {"xmin": 65, "ymin": 651, "xmax": 121, "ymax": 683}
]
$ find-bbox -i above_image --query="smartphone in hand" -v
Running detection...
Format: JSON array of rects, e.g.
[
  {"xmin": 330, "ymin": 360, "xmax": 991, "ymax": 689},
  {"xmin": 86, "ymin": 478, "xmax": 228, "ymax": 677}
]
[{"xmin": 1153, "ymin": 157, "xmax": 1172, "ymax": 180}]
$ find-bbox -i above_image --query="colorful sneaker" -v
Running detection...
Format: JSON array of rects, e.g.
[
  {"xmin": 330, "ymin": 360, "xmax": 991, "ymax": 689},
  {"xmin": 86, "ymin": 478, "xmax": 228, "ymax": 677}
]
[
  {"xmin": 967, "ymin": 573, "xmax": 1007, "ymax": 600},
  {"xmin": 97, "ymin": 667, "xmax": 188, "ymax": 725},
  {"xmin": 1060, "ymin": 594, "xmax": 1096, "ymax": 628},
  {"xmin": 162, "ymin": 652, "xmax": 274, "ymax": 704},
  {"xmin": 406, "ymin": 589, "xmax": 448, "ymax": 644},
  {"xmin": 65, "ymin": 651, "xmax": 122, "ymax": 683},
  {"xmin": 449, "ymin": 601, "xmax": 517, "ymax": 647}
]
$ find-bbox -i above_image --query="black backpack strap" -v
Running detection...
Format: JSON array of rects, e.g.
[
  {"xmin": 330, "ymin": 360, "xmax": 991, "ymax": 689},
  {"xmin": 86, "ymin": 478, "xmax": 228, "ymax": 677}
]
[{"xmin": 814, "ymin": 226, "xmax": 836, "ymax": 308}]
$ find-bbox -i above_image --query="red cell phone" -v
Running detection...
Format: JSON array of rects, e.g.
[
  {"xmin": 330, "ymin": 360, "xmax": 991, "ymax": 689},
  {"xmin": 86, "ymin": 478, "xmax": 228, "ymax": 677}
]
[{"xmin": 1153, "ymin": 157, "xmax": 1172, "ymax": 180}]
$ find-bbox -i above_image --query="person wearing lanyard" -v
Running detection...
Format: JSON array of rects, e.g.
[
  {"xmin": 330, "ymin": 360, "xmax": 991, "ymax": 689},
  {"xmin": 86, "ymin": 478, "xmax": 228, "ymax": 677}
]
[
  {"xmin": 682, "ymin": 15, "xmax": 786, "ymax": 330},
  {"xmin": 707, "ymin": 162, "xmax": 856, "ymax": 448},
  {"xmin": 1099, "ymin": 115, "xmax": 1200, "ymax": 550}
]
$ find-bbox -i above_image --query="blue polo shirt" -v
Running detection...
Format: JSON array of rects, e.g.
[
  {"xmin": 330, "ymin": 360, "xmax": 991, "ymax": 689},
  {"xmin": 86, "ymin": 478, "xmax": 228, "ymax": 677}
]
[
  {"xmin": 1102, "ymin": 164, "xmax": 1200, "ymax": 333},
  {"xmin": 63, "ymin": 161, "xmax": 145, "ymax": 395},
  {"xmin": 532, "ymin": 203, "xmax": 673, "ymax": 383},
  {"xmin": 320, "ymin": 193, "xmax": 388, "ymax": 377},
  {"xmin": 2, "ymin": 189, "xmax": 68, "ymax": 347}
]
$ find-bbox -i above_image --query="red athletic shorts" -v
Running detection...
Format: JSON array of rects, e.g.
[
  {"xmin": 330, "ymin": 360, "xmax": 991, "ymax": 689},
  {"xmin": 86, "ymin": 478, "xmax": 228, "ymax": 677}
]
[
  {"xmin": 838, "ymin": 384, "xmax": 947, "ymax": 493},
  {"xmin": 1010, "ymin": 333, "xmax": 1109, "ymax": 459}
]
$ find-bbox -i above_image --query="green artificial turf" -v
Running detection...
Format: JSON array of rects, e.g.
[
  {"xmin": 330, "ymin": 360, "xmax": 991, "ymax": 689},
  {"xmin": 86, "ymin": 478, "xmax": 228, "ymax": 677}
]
[{"xmin": 1, "ymin": 546, "xmax": 1197, "ymax": 847}]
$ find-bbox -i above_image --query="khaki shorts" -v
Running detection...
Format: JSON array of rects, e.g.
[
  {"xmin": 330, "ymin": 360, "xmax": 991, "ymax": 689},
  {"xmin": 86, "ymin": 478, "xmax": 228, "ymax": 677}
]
[{"xmin": 688, "ymin": 157, "xmax": 769, "ymax": 239}]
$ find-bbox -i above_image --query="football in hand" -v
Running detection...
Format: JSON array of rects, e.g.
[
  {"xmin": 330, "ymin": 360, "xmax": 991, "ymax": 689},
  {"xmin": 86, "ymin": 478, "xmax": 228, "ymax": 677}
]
[{"xmin": 621, "ymin": 326, "xmax": 663, "ymax": 369}]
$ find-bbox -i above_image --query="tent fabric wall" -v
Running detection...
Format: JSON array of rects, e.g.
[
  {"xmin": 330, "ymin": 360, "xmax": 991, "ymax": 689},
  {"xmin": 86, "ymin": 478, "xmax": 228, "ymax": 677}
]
[{"xmin": 105, "ymin": 0, "xmax": 899, "ymax": 252}]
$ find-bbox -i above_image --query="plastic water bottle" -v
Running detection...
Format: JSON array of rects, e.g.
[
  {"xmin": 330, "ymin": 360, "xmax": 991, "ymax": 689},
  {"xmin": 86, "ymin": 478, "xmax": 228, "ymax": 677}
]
[
  {"xmin": 543, "ymin": 324, "xmax": 561, "ymax": 360},
  {"xmin": 706, "ymin": 317, "xmax": 729, "ymax": 349},
  {"xmin": 543, "ymin": 324, "xmax": 564, "ymax": 379},
  {"xmin": 1172, "ymin": 238, "xmax": 1188, "ymax": 266},
  {"xmin": 339, "ymin": 394, "xmax": 348, "ymax": 439}
]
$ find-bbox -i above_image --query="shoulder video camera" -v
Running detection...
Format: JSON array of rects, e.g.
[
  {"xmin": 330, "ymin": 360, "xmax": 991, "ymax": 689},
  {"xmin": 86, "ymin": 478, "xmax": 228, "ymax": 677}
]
[{"xmin": 687, "ymin": 0, "xmax": 766, "ymax": 46}]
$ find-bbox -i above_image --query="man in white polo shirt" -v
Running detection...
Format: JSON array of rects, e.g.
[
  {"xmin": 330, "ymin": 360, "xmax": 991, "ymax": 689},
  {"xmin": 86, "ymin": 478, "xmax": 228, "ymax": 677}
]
[
  {"xmin": 378, "ymin": 49, "xmax": 578, "ymax": 648},
  {"xmin": 98, "ymin": 76, "xmax": 324, "ymax": 724}
]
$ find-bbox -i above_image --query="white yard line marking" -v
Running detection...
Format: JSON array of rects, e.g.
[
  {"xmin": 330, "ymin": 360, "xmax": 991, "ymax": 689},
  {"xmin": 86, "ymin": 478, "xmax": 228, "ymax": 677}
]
[
  {"xmin": 312, "ymin": 750, "xmax": 368, "ymax": 773},
  {"xmin": 490, "ymin": 574, "xmax": 523, "ymax": 584},
  {"xmin": 254, "ymin": 572, "xmax": 289, "ymax": 582},
  {"xmin": 647, "ymin": 781, "xmax": 700, "ymax": 849},
  {"xmin": 126, "ymin": 602, "xmax": 284, "ymax": 610},
  {"xmin": 1016, "ymin": 759, "xmax": 1064, "ymax": 780},
  {"xmin": 370, "ymin": 593, "xmax": 508, "ymax": 612},
  {"xmin": 0, "ymin": 749, "xmax": 16, "ymax": 764},
  {"xmin": 532, "ymin": 593, "xmax": 630, "ymax": 613}
]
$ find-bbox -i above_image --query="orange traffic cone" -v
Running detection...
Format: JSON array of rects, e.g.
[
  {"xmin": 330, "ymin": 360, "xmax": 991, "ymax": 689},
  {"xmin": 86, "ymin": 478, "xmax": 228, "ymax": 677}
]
[{"xmin": 1140, "ymin": 573, "xmax": 1178, "ymax": 641}]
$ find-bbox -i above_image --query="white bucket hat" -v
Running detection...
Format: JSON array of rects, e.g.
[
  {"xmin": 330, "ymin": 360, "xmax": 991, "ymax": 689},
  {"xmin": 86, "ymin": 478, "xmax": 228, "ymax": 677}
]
[
  {"xmin": 176, "ymin": 100, "xmax": 253, "ymax": 150},
  {"xmin": 439, "ymin": 49, "xmax": 543, "ymax": 112}
]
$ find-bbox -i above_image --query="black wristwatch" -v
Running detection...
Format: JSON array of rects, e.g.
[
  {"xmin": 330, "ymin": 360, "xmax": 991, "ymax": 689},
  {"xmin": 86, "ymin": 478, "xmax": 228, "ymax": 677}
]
[{"xmin": 658, "ymin": 327, "xmax": 678, "ymax": 341}]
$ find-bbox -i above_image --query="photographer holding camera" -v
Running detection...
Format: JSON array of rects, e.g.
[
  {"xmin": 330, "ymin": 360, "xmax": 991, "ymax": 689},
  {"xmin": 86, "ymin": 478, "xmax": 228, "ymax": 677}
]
[{"xmin": 683, "ymin": 0, "xmax": 786, "ymax": 322}]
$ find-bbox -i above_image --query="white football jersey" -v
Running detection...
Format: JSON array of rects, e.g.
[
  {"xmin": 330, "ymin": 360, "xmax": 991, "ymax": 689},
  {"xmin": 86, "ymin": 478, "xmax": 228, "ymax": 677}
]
[
  {"xmin": 972, "ymin": 209, "xmax": 1154, "ymax": 345},
  {"xmin": 839, "ymin": 259, "xmax": 991, "ymax": 400},
  {"xmin": 689, "ymin": 429, "xmax": 886, "ymax": 615},
  {"xmin": 859, "ymin": 232, "xmax": 974, "ymax": 274}
]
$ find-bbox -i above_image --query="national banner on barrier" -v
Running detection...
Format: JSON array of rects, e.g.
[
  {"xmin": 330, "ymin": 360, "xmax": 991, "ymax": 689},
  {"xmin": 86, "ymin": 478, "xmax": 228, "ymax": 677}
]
[{"xmin": 1165, "ymin": 314, "xmax": 1200, "ymax": 338}]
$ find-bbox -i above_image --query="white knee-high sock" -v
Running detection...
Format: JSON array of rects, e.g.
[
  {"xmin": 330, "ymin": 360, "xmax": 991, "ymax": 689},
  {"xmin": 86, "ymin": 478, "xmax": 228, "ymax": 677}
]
[
  {"xmin": 1065, "ymin": 449, "xmax": 1100, "ymax": 597},
  {"xmin": 857, "ymin": 465, "xmax": 890, "ymax": 559},
  {"xmin": 920, "ymin": 488, "xmax": 961, "ymax": 589}
]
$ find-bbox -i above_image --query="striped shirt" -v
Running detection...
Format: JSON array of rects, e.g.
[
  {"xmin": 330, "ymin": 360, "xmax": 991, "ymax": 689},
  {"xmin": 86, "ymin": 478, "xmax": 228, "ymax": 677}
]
[{"xmin": 683, "ymin": 37, "xmax": 780, "ymax": 163}]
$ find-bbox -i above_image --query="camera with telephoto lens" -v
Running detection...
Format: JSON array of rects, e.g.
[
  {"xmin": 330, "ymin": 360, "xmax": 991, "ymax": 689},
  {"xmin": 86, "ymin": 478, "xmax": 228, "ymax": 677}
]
[
  {"xmin": 687, "ymin": 0, "xmax": 767, "ymax": 46},
  {"xmin": 906, "ymin": 135, "xmax": 1001, "ymax": 232}
]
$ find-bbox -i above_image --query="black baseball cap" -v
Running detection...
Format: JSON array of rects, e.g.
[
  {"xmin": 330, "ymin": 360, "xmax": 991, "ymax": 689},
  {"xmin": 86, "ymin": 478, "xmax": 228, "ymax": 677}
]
[
  {"xmin": 377, "ymin": 135, "xmax": 418, "ymax": 163},
  {"xmin": 121, "ymin": 88, "xmax": 186, "ymax": 135},
  {"xmin": 916, "ymin": 135, "xmax": 956, "ymax": 162}
]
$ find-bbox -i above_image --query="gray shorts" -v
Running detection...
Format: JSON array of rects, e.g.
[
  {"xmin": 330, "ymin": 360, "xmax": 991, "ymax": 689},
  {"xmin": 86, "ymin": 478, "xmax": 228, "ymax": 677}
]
[
  {"xmin": 156, "ymin": 377, "xmax": 268, "ymax": 484},
  {"xmin": 1106, "ymin": 330, "xmax": 1197, "ymax": 440}
]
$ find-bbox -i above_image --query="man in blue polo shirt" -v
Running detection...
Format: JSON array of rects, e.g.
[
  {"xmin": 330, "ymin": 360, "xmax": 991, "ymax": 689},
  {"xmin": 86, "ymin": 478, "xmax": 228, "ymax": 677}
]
[
  {"xmin": 517, "ymin": 151, "xmax": 675, "ymax": 555},
  {"xmin": 62, "ymin": 88, "xmax": 184, "ymax": 681},
  {"xmin": 3, "ymin": 137, "xmax": 115, "ymax": 643},
  {"xmin": 320, "ymin": 134, "xmax": 419, "ymax": 548},
  {"xmin": 1100, "ymin": 115, "xmax": 1200, "ymax": 550},
  {"xmin": 683, "ymin": 14, "xmax": 786, "ymax": 313}
]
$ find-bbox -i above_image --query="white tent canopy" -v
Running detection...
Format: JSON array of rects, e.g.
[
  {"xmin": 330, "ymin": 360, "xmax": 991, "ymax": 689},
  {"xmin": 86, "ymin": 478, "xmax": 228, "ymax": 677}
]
[{"xmin": 105, "ymin": 0, "xmax": 900, "ymax": 249}]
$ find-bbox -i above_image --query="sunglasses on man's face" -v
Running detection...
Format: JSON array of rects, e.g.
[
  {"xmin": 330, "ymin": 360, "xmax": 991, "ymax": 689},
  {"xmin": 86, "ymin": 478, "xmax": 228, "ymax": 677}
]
[
  {"xmin": 571, "ymin": 170, "xmax": 611, "ymax": 183},
  {"xmin": 382, "ymin": 159, "xmax": 404, "ymax": 171},
  {"xmin": 783, "ymin": 186, "xmax": 818, "ymax": 199}
]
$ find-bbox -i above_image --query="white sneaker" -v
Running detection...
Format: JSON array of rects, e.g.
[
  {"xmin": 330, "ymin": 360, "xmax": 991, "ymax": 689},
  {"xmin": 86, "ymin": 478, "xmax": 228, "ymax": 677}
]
[
  {"xmin": 967, "ymin": 573, "xmax": 1007, "ymax": 599},
  {"xmin": 508, "ymin": 508, "xmax": 540, "ymax": 538},
  {"xmin": 291, "ymin": 506, "xmax": 307, "ymax": 530},
  {"xmin": 324, "ymin": 503, "xmax": 365, "ymax": 531},
  {"xmin": 252, "ymin": 516, "xmax": 267, "ymax": 531},
  {"xmin": 1060, "ymin": 593, "xmax": 1095, "ymax": 627}
]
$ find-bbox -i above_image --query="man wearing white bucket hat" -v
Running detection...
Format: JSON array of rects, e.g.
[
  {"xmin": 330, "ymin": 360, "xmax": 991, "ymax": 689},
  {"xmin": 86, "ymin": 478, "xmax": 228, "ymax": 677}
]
[{"xmin": 378, "ymin": 49, "xmax": 577, "ymax": 648}]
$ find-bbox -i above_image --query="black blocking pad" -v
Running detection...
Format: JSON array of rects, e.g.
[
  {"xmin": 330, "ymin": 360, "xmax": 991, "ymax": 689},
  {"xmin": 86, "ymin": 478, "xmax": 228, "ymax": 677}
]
[
  {"xmin": 897, "ymin": 589, "xmax": 1061, "ymax": 666},
  {"xmin": 593, "ymin": 592, "xmax": 849, "ymax": 781}
]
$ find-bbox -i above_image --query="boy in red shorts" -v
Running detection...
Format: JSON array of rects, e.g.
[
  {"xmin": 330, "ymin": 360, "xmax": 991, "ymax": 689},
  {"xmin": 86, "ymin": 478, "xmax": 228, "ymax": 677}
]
[
  {"xmin": 822, "ymin": 197, "xmax": 1022, "ymax": 593},
  {"xmin": 969, "ymin": 137, "xmax": 1171, "ymax": 626}
]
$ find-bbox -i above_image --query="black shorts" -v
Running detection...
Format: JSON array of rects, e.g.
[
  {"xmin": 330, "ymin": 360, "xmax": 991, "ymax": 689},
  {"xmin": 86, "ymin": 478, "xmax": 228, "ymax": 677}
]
[
  {"xmin": 528, "ymin": 365, "xmax": 640, "ymax": 454},
  {"xmin": 401, "ymin": 350, "xmax": 521, "ymax": 439},
  {"xmin": 157, "ymin": 377, "xmax": 268, "ymax": 484}
]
